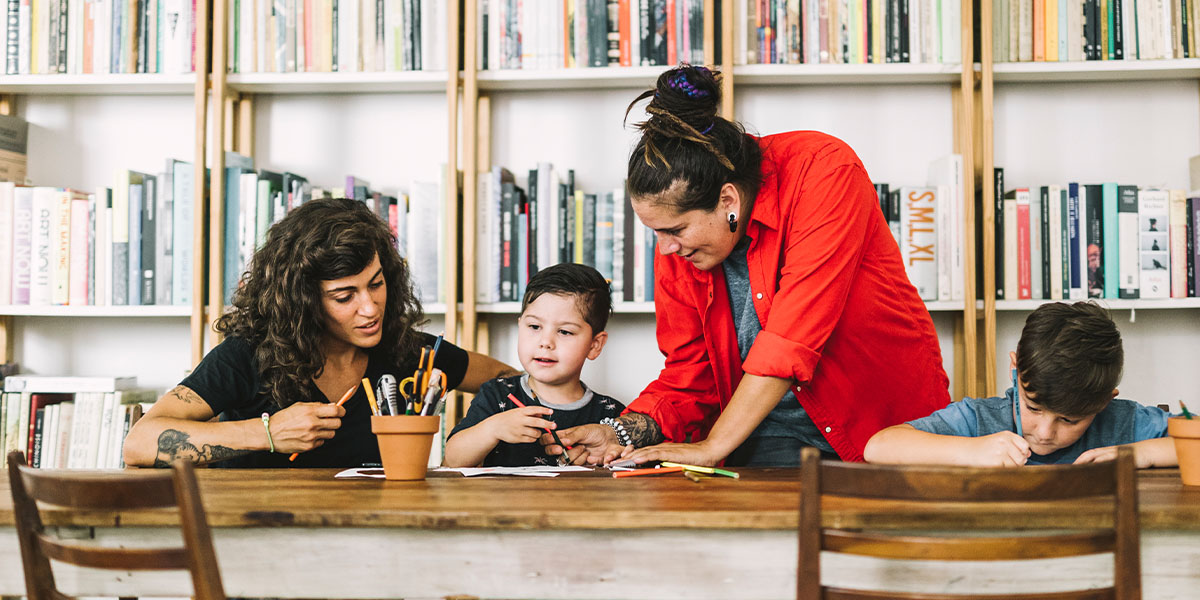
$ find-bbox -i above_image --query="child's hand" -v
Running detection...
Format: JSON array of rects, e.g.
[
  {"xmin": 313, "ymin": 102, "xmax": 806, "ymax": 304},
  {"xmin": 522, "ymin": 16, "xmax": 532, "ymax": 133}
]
[
  {"xmin": 967, "ymin": 431, "xmax": 1031, "ymax": 467},
  {"xmin": 1073, "ymin": 445, "xmax": 1123, "ymax": 466},
  {"xmin": 484, "ymin": 405, "xmax": 556, "ymax": 444}
]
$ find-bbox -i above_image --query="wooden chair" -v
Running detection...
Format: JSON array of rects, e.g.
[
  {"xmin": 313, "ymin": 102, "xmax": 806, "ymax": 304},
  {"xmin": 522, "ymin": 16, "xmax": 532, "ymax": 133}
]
[
  {"xmin": 798, "ymin": 446, "xmax": 1140, "ymax": 600},
  {"xmin": 7, "ymin": 450, "xmax": 226, "ymax": 600}
]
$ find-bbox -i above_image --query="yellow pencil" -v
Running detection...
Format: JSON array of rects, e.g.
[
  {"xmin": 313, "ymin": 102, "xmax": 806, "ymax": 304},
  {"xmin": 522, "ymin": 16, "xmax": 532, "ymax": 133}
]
[{"xmin": 362, "ymin": 377, "xmax": 380, "ymax": 415}]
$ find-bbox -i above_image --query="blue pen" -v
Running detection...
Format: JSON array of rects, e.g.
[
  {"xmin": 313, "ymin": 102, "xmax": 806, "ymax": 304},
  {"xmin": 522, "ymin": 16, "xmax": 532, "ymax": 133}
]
[{"xmin": 1011, "ymin": 367, "xmax": 1023, "ymax": 436}]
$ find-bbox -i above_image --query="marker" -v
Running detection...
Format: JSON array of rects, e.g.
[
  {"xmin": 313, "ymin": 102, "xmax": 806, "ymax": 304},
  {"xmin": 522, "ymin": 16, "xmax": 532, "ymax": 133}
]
[
  {"xmin": 660, "ymin": 461, "xmax": 740, "ymax": 479},
  {"xmin": 506, "ymin": 393, "xmax": 573, "ymax": 465},
  {"xmin": 1182, "ymin": 401, "xmax": 1194, "ymax": 420},
  {"xmin": 612, "ymin": 466, "xmax": 684, "ymax": 478},
  {"xmin": 288, "ymin": 383, "xmax": 358, "ymax": 462}
]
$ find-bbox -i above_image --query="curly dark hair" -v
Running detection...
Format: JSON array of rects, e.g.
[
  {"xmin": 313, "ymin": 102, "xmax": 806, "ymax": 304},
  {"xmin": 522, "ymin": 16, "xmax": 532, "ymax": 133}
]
[
  {"xmin": 1016, "ymin": 301, "xmax": 1124, "ymax": 417},
  {"xmin": 215, "ymin": 197, "xmax": 424, "ymax": 408},
  {"xmin": 625, "ymin": 64, "xmax": 763, "ymax": 213}
]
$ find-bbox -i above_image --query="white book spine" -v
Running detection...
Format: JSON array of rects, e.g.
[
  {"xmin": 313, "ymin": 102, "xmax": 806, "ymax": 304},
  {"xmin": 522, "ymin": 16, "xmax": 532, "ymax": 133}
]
[
  {"xmin": 1030, "ymin": 187, "xmax": 1043, "ymax": 300},
  {"xmin": 1048, "ymin": 185, "xmax": 1064, "ymax": 300},
  {"xmin": 1168, "ymin": 189, "xmax": 1188, "ymax": 297},
  {"xmin": 30, "ymin": 187, "xmax": 56, "ymax": 306},
  {"xmin": 1138, "ymin": 189, "xmax": 1170, "ymax": 298},
  {"xmin": 0, "ymin": 182, "xmax": 14, "ymax": 304},
  {"xmin": 1003, "ymin": 192, "xmax": 1018, "ymax": 301},
  {"xmin": 936, "ymin": 184, "xmax": 951, "ymax": 302},
  {"xmin": 536, "ymin": 163, "xmax": 554, "ymax": 273}
]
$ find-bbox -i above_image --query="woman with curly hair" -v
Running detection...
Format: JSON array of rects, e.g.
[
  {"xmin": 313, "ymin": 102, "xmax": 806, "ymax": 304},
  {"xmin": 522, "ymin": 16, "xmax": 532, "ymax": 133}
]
[
  {"xmin": 123, "ymin": 197, "xmax": 517, "ymax": 467},
  {"xmin": 551, "ymin": 65, "xmax": 950, "ymax": 467}
]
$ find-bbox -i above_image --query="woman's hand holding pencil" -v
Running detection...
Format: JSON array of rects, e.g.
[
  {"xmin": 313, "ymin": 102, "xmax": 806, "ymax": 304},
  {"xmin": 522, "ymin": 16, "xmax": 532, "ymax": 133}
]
[{"xmin": 286, "ymin": 384, "xmax": 357, "ymax": 461}]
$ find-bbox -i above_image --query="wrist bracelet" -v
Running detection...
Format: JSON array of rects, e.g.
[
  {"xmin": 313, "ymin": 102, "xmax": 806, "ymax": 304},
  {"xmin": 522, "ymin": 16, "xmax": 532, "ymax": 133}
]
[
  {"xmin": 601, "ymin": 417, "xmax": 633, "ymax": 447},
  {"xmin": 261, "ymin": 412, "xmax": 275, "ymax": 453}
]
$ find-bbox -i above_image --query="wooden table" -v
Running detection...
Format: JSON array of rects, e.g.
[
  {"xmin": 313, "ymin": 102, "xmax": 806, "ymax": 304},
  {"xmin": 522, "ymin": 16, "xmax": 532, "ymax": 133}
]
[{"xmin": 1, "ymin": 468, "xmax": 1198, "ymax": 599}]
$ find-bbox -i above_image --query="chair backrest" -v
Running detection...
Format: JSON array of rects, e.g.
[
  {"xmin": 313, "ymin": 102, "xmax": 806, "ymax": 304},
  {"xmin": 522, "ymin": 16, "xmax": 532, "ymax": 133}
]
[
  {"xmin": 7, "ymin": 450, "xmax": 227, "ymax": 600},
  {"xmin": 797, "ymin": 446, "xmax": 1141, "ymax": 600}
]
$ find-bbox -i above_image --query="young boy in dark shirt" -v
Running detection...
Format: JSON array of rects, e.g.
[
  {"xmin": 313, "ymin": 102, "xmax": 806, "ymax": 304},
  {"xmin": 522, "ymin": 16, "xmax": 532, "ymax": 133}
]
[{"xmin": 444, "ymin": 263, "xmax": 624, "ymax": 467}]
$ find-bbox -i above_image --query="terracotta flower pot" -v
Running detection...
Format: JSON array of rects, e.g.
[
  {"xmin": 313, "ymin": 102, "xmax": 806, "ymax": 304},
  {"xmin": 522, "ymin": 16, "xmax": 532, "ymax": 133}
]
[
  {"xmin": 371, "ymin": 415, "xmax": 441, "ymax": 480},
  {"xmin": 1167, "ymin": 416, "xmax": 1200, "ymax": 486}
]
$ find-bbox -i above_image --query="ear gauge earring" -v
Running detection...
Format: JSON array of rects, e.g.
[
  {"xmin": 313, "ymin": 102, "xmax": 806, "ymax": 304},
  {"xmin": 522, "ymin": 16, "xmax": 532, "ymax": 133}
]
[{"xmin": 728, "ymin": 212, "xmax": 738, "ymax": 233}]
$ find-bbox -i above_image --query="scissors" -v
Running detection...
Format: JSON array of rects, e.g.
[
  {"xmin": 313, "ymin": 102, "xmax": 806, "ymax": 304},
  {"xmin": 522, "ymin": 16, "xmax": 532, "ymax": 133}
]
[{"xmin": 400, "ymin": 369, "xmax": 445, "ymax": 414}]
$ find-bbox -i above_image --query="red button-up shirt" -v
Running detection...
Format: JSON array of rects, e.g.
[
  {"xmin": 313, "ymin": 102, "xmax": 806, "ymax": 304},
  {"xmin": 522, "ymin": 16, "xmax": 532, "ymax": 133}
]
[{"xmin": 625, "ymin": 131, "xmax": 951, "ymax": 462}]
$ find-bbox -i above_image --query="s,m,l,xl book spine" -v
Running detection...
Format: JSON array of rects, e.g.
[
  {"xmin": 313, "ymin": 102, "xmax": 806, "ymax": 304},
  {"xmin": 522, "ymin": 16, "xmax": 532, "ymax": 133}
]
[{"xmin": 901, "ymin": 186, "xmax": 937, "ymax": 300}]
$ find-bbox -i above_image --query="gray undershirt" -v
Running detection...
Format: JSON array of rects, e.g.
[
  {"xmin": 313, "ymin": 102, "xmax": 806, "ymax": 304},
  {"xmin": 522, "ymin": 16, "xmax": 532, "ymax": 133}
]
[{"xmin": 723, "ymin": 236, "xmax": 835, "ymax": 452}]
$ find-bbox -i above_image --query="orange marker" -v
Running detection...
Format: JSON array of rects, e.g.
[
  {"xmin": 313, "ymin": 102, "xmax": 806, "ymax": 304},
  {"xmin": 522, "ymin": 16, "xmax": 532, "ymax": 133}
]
[
  {"xmin": 612, "ymin": 466, "xmax": 684, "ymax": 478},
  {"xmin": 288, "ymin": 383, "xmax": 359, "ymax": 462}
]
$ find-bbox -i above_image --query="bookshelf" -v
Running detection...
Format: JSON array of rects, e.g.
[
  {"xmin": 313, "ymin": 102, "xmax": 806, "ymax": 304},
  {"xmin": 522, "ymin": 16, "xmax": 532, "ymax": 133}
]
[
  {"xmin": 0, "ymin": 0, "xmax": 213, "ymax": 391},
  {"xmin": 459, "ymin": 0, "xmax": 979, "ymax": 419},
  {"xmin": 207, "ymin": 1, "xmax": 462, "ymax": 357},
  {"xmin": 978, "ymin": 1, "xmax": 1200, "ymax": 409}
]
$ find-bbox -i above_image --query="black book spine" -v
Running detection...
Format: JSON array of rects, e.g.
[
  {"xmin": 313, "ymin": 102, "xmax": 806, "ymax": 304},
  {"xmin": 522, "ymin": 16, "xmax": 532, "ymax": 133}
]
[
  {"xmin": 500, "ymin": 182, "xmax": 514, "ymax": 302},
  {"xmin": 558, "ymin": 184, "xmax": 569, "ymax": 263},
  {"xmin": 1085, "ymin": 184, "xmax": 1103, "ymax": 298},
  {"xmin": 32, "ymin": 407, "xmax": 45, "ymax": 468},
  {"xmin": 994, "ymin": 168, "xmax": 1005, "ymax": 299},
  {"xmin": 639, "ymin": 0, "xmax": 651, "ymax": 65},
  {"xmin": 1041, "ymin": 186, "xmax": 1051, "ymax": 298},
  {"xmin": 899, "ymin": 0, "xmax": 909, "ymax": 62},
  {"xmin": 583, "ymin": 193, "xmax": 597, "ymax": 267},
  {"xmin": 1113, "ymin": 0, "xmax": 1124, "ymax": 59},
  {"xmin": 1187, "ymin": 199, "xmax": 1196, "ymax": 296},
  {"xmin": 527, "ymin": 170, "xmax": 538, "ymax": 276}
]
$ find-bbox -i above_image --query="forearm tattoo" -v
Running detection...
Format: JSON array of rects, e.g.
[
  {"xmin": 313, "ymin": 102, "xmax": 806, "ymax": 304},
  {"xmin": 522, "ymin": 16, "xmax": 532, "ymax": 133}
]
[
  {"xmin": 153, "ymin": 429, "xmax": 248, "ymax": 467},
  {"xmin": 617, "ymin": 413, "xmax": 664, "ymax": 447}
]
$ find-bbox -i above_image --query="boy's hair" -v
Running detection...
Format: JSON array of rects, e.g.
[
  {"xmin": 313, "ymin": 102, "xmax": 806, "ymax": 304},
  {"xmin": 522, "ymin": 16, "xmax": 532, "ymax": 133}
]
[
  {"xmin": 520, "ymin": 263, "xmax": 613, "ymax": 334},
  {"xmin": 1016, "ymin": 301, "xmax": 1124, "ymax": 417}
]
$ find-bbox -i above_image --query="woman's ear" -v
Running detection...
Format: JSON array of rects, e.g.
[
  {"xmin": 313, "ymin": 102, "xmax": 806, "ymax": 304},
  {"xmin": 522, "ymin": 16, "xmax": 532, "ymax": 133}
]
[{"xmin": 719, "ymin": 183, "xmax": 741, "ymax": 213}]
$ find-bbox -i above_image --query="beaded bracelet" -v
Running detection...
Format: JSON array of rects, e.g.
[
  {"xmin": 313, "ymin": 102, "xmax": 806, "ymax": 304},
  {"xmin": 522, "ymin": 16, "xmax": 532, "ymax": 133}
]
[
  {"xmin": 261, "ymin": 412, "xmax": 275, "ymax": 453},
  {"xmin": 601, "ymin": 417, "xmax": 632, "ymax": 447}
]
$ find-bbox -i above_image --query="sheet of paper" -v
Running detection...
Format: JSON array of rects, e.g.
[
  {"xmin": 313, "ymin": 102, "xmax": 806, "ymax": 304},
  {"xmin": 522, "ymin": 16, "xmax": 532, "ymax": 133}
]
[
  {"xmin": 433, "ymin": 465, "xmax": 593, "ymax": 477},
  {"xmin": 335, "ymin": 468, "xmax": 389, "ymax": 479}
]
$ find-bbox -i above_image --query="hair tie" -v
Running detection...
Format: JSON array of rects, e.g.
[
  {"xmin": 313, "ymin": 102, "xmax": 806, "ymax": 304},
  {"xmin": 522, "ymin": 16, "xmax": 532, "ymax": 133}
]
[
  {"xmin": 701, "ymin": 122, "xmax": 714, "ymax": 135},
  {"xmin": 667, "ymin": 71, "xmax": 710, "ymax": 98}
]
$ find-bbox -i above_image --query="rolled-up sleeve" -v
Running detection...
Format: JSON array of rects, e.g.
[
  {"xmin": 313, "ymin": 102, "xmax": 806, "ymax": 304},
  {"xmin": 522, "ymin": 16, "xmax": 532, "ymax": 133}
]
[{"xmin": 742, "ymin": 162, "xmax": 877, "ymax": 383}]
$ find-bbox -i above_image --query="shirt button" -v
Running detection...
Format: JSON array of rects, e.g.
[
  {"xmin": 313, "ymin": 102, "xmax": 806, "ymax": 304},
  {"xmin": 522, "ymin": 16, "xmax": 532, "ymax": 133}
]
[
  {"xmin": 825, "ymin": 427, "xmax": 832, "ymax": 433},
  {"xmin": 755, "ymin": 293, "xmax": 763, "ymax": 300}
]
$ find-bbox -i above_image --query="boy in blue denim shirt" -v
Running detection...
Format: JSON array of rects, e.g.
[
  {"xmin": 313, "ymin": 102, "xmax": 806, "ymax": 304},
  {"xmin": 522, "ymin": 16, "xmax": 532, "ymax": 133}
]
[{"xmin": 864, "ymin": 301, "xmax": 1177, "ymax": 468}]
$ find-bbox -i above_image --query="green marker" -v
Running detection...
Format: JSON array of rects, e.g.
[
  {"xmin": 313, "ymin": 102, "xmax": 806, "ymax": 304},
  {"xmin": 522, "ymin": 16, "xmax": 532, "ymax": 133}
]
[{"xmin": 1181, "ymin": 401, "xmax": 1193, "ymax": 420}]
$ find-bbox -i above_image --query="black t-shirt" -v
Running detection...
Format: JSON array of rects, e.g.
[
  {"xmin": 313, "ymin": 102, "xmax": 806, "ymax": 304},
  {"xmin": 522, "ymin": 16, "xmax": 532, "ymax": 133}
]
[
  {"xmin": 447, "ymin": 374, "xmax": 624, "ymax": 467},
  {"xmin": 180, "ymin": 332, "xmax": 468, "ymax": 468}
]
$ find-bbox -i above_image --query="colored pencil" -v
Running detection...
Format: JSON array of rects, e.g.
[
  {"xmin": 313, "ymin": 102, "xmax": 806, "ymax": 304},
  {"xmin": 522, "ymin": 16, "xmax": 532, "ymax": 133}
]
[
  {"xmin": 661, "ymin": 461, "xmax": 740, "ymax": 479},
  {"xmin": 612, "ymin": 466, "xmax": 684, "ymax": 478},
  {"xmin": 362, "ymin": 377, "xmax": 380, "ymax": 415},
  {"xmin": 288, "ymin": 383, "xmax": 359, "ymax": 461}
]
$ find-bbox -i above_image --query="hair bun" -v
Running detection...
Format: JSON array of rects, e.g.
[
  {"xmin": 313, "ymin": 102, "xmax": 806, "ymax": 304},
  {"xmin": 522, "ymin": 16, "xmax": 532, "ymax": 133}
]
[{"xmin": 649, "ymin": 64, "xmax": 721, "ymax": 126}]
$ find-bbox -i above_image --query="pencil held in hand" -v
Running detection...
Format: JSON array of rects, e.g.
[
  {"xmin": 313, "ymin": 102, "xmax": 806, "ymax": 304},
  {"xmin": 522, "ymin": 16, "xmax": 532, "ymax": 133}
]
[
  {"xmin": 288, "ymin": 383, "xmax": 359, "ymax": 461},
  {"xmin": 506, "ymin": 393, "xmax": 573, "ymax": 452}
]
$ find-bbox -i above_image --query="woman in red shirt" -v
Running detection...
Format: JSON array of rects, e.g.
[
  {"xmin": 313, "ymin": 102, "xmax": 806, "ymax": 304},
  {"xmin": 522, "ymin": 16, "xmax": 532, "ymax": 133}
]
[{"xmin": 552, "ymin": 65, "xmax": 949, "ymax": 466}]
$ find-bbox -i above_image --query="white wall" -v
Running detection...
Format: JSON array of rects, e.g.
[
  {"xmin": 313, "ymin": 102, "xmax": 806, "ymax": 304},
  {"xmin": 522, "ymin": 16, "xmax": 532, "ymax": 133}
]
[{"xmin": 992, "ymin": 79, "xmax": 1200, "ymax": 410}]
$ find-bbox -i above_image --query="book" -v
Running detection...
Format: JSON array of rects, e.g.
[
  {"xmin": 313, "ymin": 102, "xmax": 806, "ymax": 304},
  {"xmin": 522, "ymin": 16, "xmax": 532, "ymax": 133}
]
[
  {"xmin": 0, "ymin": 113, "xmax": 28, "ymax": 184},
  {"xmin": 1169, "ymin": 189, "xmax": 1188, "ymax": 298},
  {"xmin": 1138, "ymin": 189, "xmax": 1171, "ymax": 298},
  {"xmin": 1102, "ymin": 183, "xmax": 1119, "ymax": 299},
  {"xmin": 1117, "ymin": 185, "xmax": 1140, "ymax": 299},
  {"xmin": 901, "ymin": 186, "xmax": 938, "ymax": 300},
  {"xmin": 4, "ymin": 374, "xmax": 137, "ymax": 393},
  {"xmin": 1084, "ymin": 184, "xmax": 1103, "ymax": 299}
]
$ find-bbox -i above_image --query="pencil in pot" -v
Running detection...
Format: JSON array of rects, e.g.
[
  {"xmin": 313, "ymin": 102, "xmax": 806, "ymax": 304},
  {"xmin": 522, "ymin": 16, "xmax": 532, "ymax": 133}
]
[{"xmin": 288, "ymin": 383, "xmax": 359, "ymax": 462}]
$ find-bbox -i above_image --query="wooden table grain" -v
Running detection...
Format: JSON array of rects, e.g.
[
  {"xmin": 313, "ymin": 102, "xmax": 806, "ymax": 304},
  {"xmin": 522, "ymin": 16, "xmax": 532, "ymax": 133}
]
[{"xmin": 1, "ymin": 467, "xmax": 1197, "ymax": 599}]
